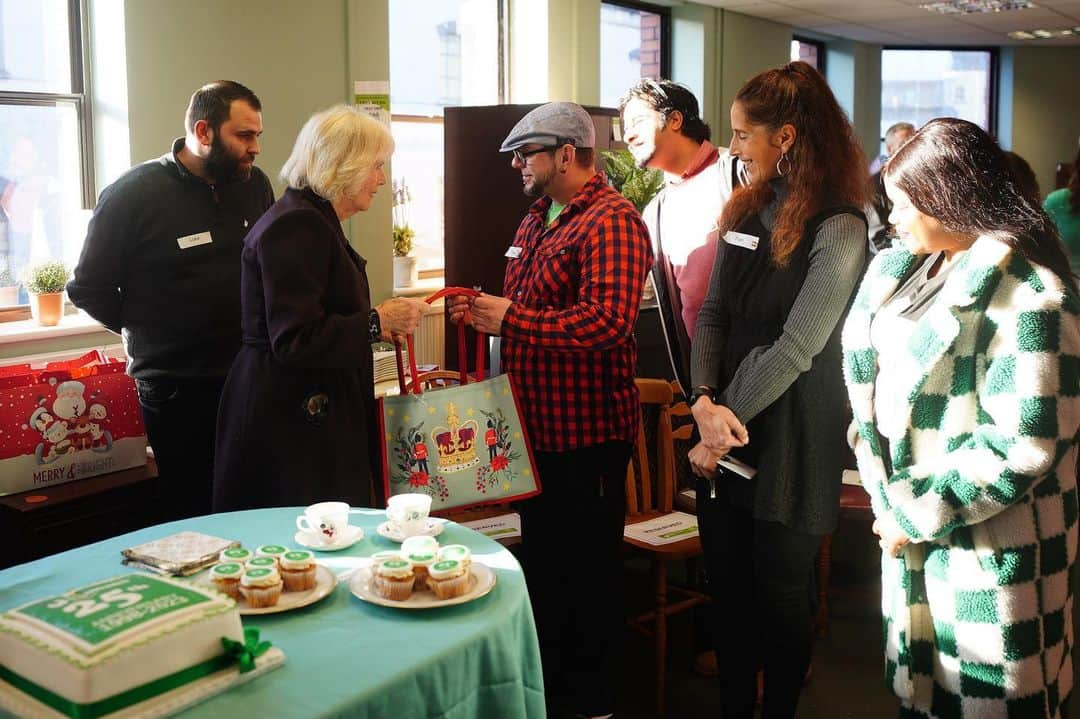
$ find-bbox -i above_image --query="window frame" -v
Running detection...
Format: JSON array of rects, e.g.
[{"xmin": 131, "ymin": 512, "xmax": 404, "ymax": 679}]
[
  {"xmin": 601, "ymin": 0, "xmax": 672, "ymax": 81},
  {"xmin": 388, "ymin": 0, "xmax": 509, "ymax": 278},
  {"xmin": 880, "ymin": 45, "xmax": 999, "ymax": 140},
  {"xmin": 0, "ymin": 0, "xmax": 95, "ymax": 321},
  {"xmin": 791, "ymin": 36, "xmax": 827, "ymax": 75}
]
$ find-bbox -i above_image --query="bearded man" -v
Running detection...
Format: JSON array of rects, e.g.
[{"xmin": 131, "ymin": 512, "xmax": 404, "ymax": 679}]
[{"xmin": 68, "ymin": 80, "xmax": 274, "ymax": 521}]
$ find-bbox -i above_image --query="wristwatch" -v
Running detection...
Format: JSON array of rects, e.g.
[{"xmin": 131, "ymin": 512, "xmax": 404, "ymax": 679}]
[
  {"xmin": 368, "ymin": 308, "xmax": 383, "ymax": 343},
  {"xmin": 689, "ymin": 385, "xmax": 719, "ymax": 406}
]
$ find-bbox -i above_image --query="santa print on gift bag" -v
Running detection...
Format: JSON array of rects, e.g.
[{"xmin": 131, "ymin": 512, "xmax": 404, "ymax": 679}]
[
  {"xmin": 0, "ymin": 350, "xmax": 147, "ymax": 495},
  {"xmin": 379, "ymin": 288, "xmax": 541, "ymax": 511}
]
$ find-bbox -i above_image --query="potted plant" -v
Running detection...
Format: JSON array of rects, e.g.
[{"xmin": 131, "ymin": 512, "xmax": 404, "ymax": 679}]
[
  {"xmin": 599, "ymin": 148, "xmax": 664, "ymax": 212},
  {"xmin": 23, "ymin": 259, "xmax": 70, "ymax": 326},
  {"xmin": 392, "ymin": 178, "xmax": 418, "ymax": 288},
  {"xmin": 0, "ymin": 265, "xmax": 18, "ymax": 307}
]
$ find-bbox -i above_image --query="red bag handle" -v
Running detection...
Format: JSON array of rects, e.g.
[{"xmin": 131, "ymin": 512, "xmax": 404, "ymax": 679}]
[{"xmin": 392, "ymin": 287, "xmax": 487, "ymax": 395}]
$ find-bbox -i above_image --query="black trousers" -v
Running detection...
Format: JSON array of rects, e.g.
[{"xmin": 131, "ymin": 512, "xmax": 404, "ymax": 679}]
[
  {"xmin": 519, "ymin": 440, "xmax": 632, "ymax": 717},
  {"xmin": 136, "ymin": 376, "xmax": 225, "ymax": 523},
  {"xmin": 696, "ymin": 478, "xmax": 822, "ymax": 719}
]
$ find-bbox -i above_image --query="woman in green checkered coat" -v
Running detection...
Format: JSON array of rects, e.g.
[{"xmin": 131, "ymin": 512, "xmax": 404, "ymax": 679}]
[{"xmin": 842, "ymin": 118, "xmax": 1080, "ymax": 719}]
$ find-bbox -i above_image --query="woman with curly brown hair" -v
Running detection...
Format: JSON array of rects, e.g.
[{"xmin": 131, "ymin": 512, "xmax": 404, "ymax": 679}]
[{"xmin": 688, "ymin": 61, "xmax": 869, "ymax": 718}]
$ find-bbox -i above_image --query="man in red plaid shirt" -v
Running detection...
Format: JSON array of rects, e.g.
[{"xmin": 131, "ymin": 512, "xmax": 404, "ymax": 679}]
[{"xmin": 449, "ymin": 102, "xmax": 652, "ymax": 719}]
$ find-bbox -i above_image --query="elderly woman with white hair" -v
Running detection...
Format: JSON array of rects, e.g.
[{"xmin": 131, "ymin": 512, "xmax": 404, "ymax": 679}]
[{"xmin": 213, "ymin": 105, "xmax": 422, "ymax": 511}]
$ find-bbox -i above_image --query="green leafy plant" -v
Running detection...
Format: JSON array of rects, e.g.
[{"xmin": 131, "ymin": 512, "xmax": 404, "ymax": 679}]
[
  {"xmin": 0, "ymin": 266, "xmax": 15, "ymax": 287},
  {"xmin": 600, "ymin": 148, "xmax": 664, "ymax": 212},
  {"xmin": 392, "ymin": 178, "xmax": 414, "ymax": 257},
  {"xmin": 23, "ymin": 260, "xmax": 70, "ymax": 294}
]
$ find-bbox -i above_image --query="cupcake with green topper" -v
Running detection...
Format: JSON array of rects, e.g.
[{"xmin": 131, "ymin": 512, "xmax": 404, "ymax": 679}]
[
  {"xmin": 220, "ymin": 547, "xmax": 254, "ymax": 565},
  {"xmin": 240, "ymin": 567, "xmax": 282, "ymax": 608},
  {"xmin": 210, "ymin": 562, "xmax": 245, "ymax": 599},
  {"xmin": 427, "ymin": 559, "xmax": 470, "ymax": 599},
  {"xmin": 279, "ymin": 550, "xmax": 317, "ymax": 591}
]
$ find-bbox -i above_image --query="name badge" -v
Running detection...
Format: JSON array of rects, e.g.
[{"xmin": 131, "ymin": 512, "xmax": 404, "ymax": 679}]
[
  {"xmin": 505, "ymin": 246, "xmax": 523, "ymax": 259},
  {"xmin": 177, "ymin": 231, "xmax": 213, "ymax": 250},
  {"xmin": 724, "ymin": 230, "xmax": 759, "ymax": 251}
]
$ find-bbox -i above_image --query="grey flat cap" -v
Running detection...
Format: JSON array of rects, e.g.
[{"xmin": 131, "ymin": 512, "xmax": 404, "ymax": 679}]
[{"xmin": 500, "ymin": 102, "xmax": 595, "ymax": 152}]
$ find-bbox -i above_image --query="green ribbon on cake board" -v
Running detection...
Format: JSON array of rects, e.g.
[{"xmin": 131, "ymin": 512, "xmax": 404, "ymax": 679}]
[{"xmin": 0, "ymin": 627, "xmax": 272, "ymax": 718}]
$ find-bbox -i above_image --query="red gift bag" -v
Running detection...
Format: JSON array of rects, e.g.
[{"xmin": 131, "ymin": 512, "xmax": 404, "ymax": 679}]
[
  {"xmin": 0, "ymin": 350, "xmax": 147, "ymax": 496},
  {"xmin": 379, "ymin": 288, "xmax": 541, "ymax": 511}
]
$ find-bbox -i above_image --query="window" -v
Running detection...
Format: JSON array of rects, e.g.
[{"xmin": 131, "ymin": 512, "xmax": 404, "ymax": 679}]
[
  {"xmin": 880, "ymin": 48, "xmax": 995, "ymax": 157},
  {"xmin": 0, "ymin": 0, "xmax": 93, "ymax": 308},
  {"xmin": 791, "ymin": 38, "xmax": 825, "ymax": 73},
  {"xmin": 600, "ymin": 1, "xmax": 670, "ymax": 109},
  {"xmin": 389, "ymin": 0, "xmax": 506, "ymax": 274}
]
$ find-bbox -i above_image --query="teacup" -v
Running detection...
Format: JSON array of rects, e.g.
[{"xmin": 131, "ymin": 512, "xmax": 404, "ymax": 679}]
[
  {"xmin": 296, "ymin": 501, "xmax": 350, "ymax": 545},
  {"xmin": 386, "ymin": 493, "xmax": 432, "ymax": 537}
]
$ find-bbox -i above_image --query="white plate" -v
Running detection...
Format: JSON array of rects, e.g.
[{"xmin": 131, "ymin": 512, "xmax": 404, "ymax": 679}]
[
  {"xmin": 294, "ymin": 524, "xmax": 364, "ymax": 551},
  {"xmin": 376, "ymin": 518, "xmax": 445, "ymax": 543},
  {"xmin": 237, "ymin": 564, "xmax": 337, "ymax": 615},
  {"xmin": 350, "ymin": 562, "xmax": 495, "ymax": 609}
]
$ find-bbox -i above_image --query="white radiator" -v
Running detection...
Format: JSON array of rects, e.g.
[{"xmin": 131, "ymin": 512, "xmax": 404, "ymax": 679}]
[{"xmin": 410, "ymin": 299, "xmax": 446, "ymax": 368}]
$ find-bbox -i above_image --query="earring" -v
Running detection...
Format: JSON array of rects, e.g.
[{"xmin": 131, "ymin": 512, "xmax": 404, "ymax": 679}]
[{"xmin": 776, "ymin": 151, "xmax": 792, "ymax": 177}]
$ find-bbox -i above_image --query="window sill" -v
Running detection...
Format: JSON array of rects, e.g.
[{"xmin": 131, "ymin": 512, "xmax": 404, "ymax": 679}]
[
  {"xmin": 0, "ymin": 312, "xmax": 112, "ymax": 344},
  {"xmin": 393, "ymin": 276, "xmax": 445, "ymax": 298}
]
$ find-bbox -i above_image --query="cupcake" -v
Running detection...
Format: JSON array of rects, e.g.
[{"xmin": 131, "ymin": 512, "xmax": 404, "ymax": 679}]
[
  {"xmin": 401, "ymin": 535, "xmax": 439, "ymax": 557},
  {"xmin": 369, "ymin": 550, "xmax": 402, "ymax": 567},
  {"xmin": 437, "ymin": 544, "xmax": 471, "ymax": 570},
  {"xmin": 255, "ymin": 544, "xmax": 288, "ymax": 567},
  {"xmin": 407, "ymin": 551, "xmax": 438, "ymax": 590},
  {"xmin": 426, "ymin": 559, "xmax": 471, "ymax": 599},
  {"xmin": 372, "ymin": 559, "xmax": 414, "ymax": 601},
  {"xmin": 220, "ymin": 547, "xmax": 253, "ymax": 565},
  {"xmin": 239, "ymin": 567, "xmax": 283, "ymax": 608},
  {"xmin": 279, "ymin": 550, "xmax": 318, "ymax": 592},
  {"xmin": 247, "ymin": 556, "xmax": 277, "ymax": 570},
  {"xmin": 210, "ymin": 562, "xmax": 244, "ymax": 599}
]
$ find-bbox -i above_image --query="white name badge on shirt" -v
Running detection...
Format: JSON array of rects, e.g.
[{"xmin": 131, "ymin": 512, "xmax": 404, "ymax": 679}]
[
  {"xmin": 177, "ymin": 231, "xmax": 213, "ymax": 250},
  {"xmin": 505, "ymin": 246, "xmax": 523, "ymax": 259},
  {"xmin": 724, "ymin": 230, "xmax": 759, "ymax": 251}
]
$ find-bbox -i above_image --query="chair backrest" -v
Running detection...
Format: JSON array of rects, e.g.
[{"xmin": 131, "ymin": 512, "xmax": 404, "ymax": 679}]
[{"xmin": 626, "ymin": 378, "xmax": 676, "ymax": 517}]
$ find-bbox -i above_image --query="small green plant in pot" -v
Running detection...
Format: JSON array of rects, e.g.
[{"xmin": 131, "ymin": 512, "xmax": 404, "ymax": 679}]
[
  {"xmin": 23, "ymin": 260, "xmax": 70, "ymax": 326},
  {"xmin": 392, "ymin": 178, "xmax": 417, "ymax": 287},
  {"xmin": 599, "ymin": 148, "xmax": 664, "ymax": 212}
]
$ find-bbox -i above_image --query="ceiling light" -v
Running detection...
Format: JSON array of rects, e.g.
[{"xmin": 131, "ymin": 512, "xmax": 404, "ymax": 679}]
[
  {"xmin": 921, "ymin": 0, "xmax": 1035, "ymax": 14},
  {"xmin": 1008, "ymin": 26, "xmax": 1080, "ymax": 39}
]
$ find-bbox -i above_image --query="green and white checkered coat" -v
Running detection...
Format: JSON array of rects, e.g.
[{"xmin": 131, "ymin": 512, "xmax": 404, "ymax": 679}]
[{"xmin": 842, "ymin": 235, "xmax": 1080, "ymax": 719}]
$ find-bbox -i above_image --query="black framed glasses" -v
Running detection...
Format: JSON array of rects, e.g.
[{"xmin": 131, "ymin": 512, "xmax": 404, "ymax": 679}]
[{"xmin": 512, "ymin": 146, "xmax": 555, "ymax": 164}]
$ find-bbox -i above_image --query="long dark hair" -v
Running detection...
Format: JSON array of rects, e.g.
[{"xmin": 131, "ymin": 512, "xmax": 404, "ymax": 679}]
[
  {"xmin": 1069, "ymin": 143, "xmax": 1080, "ymax": 215},
  {"xmin": 718, "ymin": 61, "xmax": 868, "ymax": 267},
  {"xmin": 885, "ymin": 117, "xmax": 1075, "ymax": 285}
]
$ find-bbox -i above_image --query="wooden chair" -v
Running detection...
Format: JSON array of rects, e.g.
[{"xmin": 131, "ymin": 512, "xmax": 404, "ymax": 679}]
[{"xmin": 625, "ymin": 378, "xmax": 708, "ymax": 717}]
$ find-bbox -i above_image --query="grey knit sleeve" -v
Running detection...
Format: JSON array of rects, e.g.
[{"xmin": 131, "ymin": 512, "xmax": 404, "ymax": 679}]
[{"xmin": 717, "ymin": 213, "xmax": 866, "ymax": 423}]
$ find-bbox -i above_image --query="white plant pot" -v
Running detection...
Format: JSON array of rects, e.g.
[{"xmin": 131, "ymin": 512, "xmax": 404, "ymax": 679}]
[
  {"xmin": 393, "ymin": 255, "xmax": 418, "ymax": 288},
  {"xmin": 0, "ymin": 285, "xmax": 18, "ymax": 307}
]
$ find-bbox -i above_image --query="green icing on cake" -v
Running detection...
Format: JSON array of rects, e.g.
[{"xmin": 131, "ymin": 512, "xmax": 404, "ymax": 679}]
[
  {"xmin": 431, "ymin": 560, "xmax": 459, "ymax": 572},
  {"xmin": 212, "ymin": 563, "xmax": 242, "ymax": 576},
  {"xmin": 244, "ymin": 568, "xmax": 272, "ymax": 579},
  {"xmin": 222, "ymin": 548, "xmax": 251, "ymax": 559},
  {"xmin": 9, "ymin": 576, "xmax": 212, "ymax": 648},
  {"xmin": 257, "ymin": 545, "xmax": 286, "ymax": 555},
  {"xmin": 247, "ymin": 557, "xmax": 276, "ymax": 568},
  {"xmin": 283, "ymin": 551, "xmax": 312, "ymax": 561}
]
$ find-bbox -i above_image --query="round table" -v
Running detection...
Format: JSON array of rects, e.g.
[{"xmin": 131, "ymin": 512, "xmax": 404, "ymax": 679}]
[{"xmin": 0, "ymin": 507, "xmax": 545, "ymax": 718}]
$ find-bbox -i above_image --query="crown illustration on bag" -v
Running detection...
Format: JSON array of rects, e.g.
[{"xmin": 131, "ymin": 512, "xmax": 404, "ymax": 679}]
[{"xmin": 430, "ymin": 402, "xmax": 480, "ymax": 473}]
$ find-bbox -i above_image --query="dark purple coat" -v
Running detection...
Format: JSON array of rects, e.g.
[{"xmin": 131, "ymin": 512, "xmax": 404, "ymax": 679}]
[{"xmin": 212, "ymin": 187, "xmax": 378, "ymax": 510}]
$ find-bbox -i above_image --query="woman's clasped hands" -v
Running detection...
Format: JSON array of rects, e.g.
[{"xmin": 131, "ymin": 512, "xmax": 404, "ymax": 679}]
[{"xmin": 688, "ymin": 398, "xmax": 749, "ymax": 479}]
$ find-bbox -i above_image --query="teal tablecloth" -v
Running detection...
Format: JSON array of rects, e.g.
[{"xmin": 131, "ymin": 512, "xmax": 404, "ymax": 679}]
[{"xmin": 0, "ymin": 508, "xmax": 545, "ymax": 718}]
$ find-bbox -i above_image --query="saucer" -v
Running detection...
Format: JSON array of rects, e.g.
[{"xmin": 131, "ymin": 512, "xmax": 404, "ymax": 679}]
[
  {"xmin": 294, "ymin": 524, "xmax": 364, "ymax": 551},
  {"xmin": 376, "ymin": 518, "xmax": 446, "ymax": 543}
]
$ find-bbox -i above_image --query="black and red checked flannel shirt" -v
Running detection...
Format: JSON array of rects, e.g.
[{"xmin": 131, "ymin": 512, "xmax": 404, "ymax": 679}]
[{"xmin": 501, "ymin": 172, "xmax": 654, "ymax": 452}]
